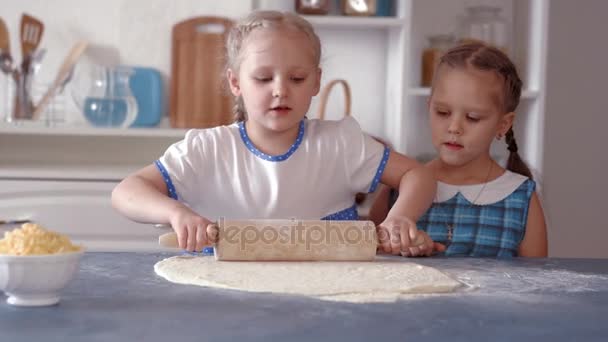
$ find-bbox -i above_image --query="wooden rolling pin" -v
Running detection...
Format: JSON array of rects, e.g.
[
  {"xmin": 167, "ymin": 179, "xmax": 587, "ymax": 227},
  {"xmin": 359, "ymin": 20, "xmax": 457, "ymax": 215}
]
[
  {"xmin": 159, "ymin": 219, "xmax": 378, "ymax": 261},
  {"xmin": 158, "ymin": 219, "xmax": 426, "ymax": 261}
]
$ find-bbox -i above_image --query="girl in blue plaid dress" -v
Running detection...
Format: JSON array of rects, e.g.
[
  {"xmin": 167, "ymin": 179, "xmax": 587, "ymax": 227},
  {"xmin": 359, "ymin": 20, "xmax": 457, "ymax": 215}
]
[{"xmin": 370, "ymin": 42, "xmax": 548, "ymax": 257}]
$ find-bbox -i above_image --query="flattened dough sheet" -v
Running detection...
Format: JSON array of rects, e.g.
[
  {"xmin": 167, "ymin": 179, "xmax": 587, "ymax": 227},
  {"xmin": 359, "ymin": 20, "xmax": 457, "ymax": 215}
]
[{"xmin": 154, "ymin": 256, "xmax": 462, "ymax": 303}]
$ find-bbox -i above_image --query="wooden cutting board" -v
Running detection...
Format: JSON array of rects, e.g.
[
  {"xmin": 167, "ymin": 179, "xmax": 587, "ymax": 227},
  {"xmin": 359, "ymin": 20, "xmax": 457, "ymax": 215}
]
[{"xmin": 170, "ymin": 16, "xmax": 234, "ymax": 129}]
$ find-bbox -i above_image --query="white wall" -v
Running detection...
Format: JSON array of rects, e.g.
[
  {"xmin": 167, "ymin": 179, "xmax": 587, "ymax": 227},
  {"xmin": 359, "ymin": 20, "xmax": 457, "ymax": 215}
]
[
  {"xmin": 0, "ymin": 0, "xmax": 386, "ymax": 135},
  {"xmin": 1, "ymin": 0, "xmax": 251, "ymax": 125},
  {"xmin": 544, "ymin": 0, "xmax": 608, "ymax": 258},
  {"xmin": 1, "ymin": 0, "xmax": 248, "ymax": 77}
]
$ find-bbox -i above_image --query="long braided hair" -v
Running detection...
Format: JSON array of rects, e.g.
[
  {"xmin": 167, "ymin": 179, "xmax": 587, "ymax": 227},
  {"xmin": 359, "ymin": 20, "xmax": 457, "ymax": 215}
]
[
  {"xmin": 224, "ymin": 10, "xmax": 322, "ymax": 122},
  {"xmin": 435, "ymin": 42, "xmax": 533, "ymax": 179}
]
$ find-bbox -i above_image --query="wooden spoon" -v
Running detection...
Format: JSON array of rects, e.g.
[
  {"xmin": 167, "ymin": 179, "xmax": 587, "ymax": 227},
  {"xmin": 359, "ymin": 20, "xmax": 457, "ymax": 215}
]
[
  {"xmin": 0, "ymin": 17, "xmax": 13, "ymax": 74},
  {"xmin": 20, "ymin": 14, "xmax": 44, "ymax": 69}
]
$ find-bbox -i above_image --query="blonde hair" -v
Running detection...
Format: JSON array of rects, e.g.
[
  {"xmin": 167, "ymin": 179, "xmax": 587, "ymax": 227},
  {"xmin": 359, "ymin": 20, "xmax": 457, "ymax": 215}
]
[{"xmin": 225, "ymin": 10, "xmax": 322, "ymax": 122}]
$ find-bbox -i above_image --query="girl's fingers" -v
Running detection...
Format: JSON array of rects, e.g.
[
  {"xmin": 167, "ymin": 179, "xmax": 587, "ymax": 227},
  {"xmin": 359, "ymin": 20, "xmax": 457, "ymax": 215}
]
[
  {"xmin": 409, "ymin": 228, "xmax": 425, "ymax": 247},
  {"xmin": 433, "ymin": 242, "xmax": 447, "ymax": 253},
  {"xmin": 177, "ymin": 228, "xmax": 187, "ymax": 250},
  {"xmin": 425, "ymin": 243, "xmax": 436, "ymax": 256},
  {"xmin": 399, "ymin": 226, "xmax": 411, "ymax": 256},
  {"xmin": 417, "ymin": 242, "xmax": 430, "ymax": 257},
  {"xmin": 405, "ymin": 232, "xmax": 435, "ymax": 257},
  {"xmin": 186, "ymin": 225, "xmax": 197, "ymax": 251},
  {"xmin": 390, "ymin": 226, "xmax": 404, "ymax": 255},
  {"xmin": 195, "ymin": 225, "xmax": 207, "ymax": 251},
  {"xmin": 206, "ymin": 223, "xmax": 219, "ymax": 243},
  {"xmin": 376, "ymin": 226, "xmax": 392, "ymax": 253}
]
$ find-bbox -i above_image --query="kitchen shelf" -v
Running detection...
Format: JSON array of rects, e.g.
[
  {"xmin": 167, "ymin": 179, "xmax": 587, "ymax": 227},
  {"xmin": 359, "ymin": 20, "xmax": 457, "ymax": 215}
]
[
  {"xmin": 408, "ymin": 87, "xmax": 540, "ymax": 99},
  {"xmin": 302, "ymin": 15, "xmax": 405, "ymax": 28},
  {"xmin": 0, "ymin": 0, "xmax": 548, "ymax": 183},
  {"xmin": 0, "ymin": 163, "xmax": 139, "ymax": 181},
  {"xmin": 0, "ymin": 123, "xmax": 187, "ymax": 138}
]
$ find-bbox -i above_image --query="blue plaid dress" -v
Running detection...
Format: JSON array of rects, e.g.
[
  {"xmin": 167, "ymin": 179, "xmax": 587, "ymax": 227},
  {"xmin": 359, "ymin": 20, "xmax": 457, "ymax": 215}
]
[{"xmin": 417, "ymin": 179, "xmax": 536, "ymax": 257}]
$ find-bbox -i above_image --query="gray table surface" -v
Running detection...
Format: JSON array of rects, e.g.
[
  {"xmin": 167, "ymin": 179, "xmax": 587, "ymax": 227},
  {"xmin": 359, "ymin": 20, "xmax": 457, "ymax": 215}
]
[{"xmin": 1, "ymin": 252, "xmax": 608, "ymax": 342}]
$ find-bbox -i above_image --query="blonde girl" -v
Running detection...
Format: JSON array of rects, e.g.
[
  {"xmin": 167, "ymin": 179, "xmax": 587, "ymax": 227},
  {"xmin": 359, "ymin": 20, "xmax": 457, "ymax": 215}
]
[{"xmin": 112, "ymin": 11, "xmax": 436, "ymax": 255}]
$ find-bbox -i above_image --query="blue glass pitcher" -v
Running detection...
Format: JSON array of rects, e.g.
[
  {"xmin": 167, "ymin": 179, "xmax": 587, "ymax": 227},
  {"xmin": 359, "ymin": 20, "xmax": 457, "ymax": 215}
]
[{"xmin": 72, "ymin": 64, "xmax": 138, "ymax": 128}]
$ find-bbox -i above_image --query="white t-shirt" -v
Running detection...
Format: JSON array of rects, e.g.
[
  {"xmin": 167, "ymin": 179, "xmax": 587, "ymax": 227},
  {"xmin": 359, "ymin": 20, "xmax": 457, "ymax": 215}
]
[{"xmin": 156, "ymin": 116, "xmax": 389, "ymax": 221}]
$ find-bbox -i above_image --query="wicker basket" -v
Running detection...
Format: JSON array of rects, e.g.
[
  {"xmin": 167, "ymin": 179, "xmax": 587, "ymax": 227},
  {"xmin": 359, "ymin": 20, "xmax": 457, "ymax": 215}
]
[{"xmin": 316, "ymin": 79, "xmax": 351, "ymax": 120}]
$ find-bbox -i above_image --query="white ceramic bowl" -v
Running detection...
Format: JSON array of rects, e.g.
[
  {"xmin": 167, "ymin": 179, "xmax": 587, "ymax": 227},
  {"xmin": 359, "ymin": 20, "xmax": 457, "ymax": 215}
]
[{"xmin": 0, "ymin": 250, "xmax": 84, "ymax": 306}]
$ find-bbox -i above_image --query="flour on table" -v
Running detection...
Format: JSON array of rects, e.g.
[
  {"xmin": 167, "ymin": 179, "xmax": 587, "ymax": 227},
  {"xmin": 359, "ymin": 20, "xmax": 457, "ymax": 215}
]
[{"xmin": 154, "ymin": 256, "xmax": 462, "ymax": 303}]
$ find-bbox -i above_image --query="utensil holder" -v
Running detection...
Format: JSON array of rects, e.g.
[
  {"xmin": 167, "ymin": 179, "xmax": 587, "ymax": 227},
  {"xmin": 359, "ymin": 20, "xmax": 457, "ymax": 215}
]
[
  {"xmin": 8, "ymin": 71, "xmax": 35, "ymax": 122},
  {"xmin": 3, "ymin": 73, "xmax": 64, "ymax": 126}
]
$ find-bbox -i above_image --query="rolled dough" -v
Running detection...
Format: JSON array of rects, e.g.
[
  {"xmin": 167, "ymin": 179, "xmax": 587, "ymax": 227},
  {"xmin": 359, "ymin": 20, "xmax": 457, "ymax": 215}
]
[{"xmin": 154, "ymin": 256, "xmax": 462, "ymax": 303}]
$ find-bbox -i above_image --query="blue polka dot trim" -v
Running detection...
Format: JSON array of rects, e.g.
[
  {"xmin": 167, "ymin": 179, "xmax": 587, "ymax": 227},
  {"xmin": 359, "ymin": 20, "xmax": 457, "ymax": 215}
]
[
  {"xmin": 368, "ymin": 146, "xmax": 390, "ymax": 193},
  {"xmin": 155, "ymin": 160, "xmax": 178, "ymax": 200},
  {"xmin": 238, "ymin": 120, "xmax": 305, "ymax": 162},
  {"xmin": 322, "ymin": 204, "xmax": 359, "ymax": 220},
  {"xmin": 181, "ymin": 247, "xmax": 215, "ymax": 256}
]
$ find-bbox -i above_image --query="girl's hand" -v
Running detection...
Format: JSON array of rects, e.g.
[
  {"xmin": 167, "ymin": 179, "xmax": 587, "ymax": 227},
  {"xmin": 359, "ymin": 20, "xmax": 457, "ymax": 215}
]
[
  {"xmin": 399, "ymin": 230, "xmax": 446, "ymax": 257},
  {"xmin": 168, "ymin": 205, "xmax": 214, "ymax": 252},
  {"xmin": 376, "ymin": 216, "xmax": 441, "ymax": 257}
]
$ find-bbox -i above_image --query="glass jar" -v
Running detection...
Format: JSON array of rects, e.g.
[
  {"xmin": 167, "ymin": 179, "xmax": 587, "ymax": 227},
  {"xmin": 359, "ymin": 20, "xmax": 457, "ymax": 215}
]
[
  {"xmin": 71, "ymin": 63, "xmax": 138, "ymax": 128},
  {"xmin": 342, "ymin": 0, "xmax": 377, "ymax": 16},
  {"xmin": 421, "ymin": 34, "xmax": 455, "ymax": 87},
  {"xmin": 459, "ymin": 5, "xmax": 510, "ymax": 54},
  {"xmin": 296, "ymin": 0, "xmax": 330, "ymax": 15}
]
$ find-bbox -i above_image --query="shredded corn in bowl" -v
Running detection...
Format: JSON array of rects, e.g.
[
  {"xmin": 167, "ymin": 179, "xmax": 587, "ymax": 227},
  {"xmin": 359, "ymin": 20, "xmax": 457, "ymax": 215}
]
[{"xmin": 0, "ymin": 223, "xmax": 82, "ymax": 255}]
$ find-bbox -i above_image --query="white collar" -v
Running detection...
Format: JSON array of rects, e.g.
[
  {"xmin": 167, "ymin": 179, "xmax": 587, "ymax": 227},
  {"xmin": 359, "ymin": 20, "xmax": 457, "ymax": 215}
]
[{"xmin": 435, "ymin": 170, "xmax": 529, "ymax": 205}]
